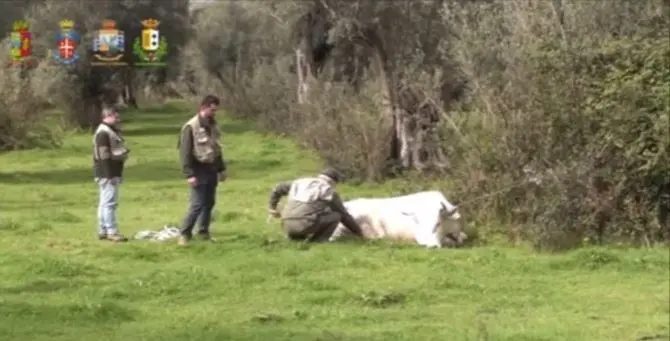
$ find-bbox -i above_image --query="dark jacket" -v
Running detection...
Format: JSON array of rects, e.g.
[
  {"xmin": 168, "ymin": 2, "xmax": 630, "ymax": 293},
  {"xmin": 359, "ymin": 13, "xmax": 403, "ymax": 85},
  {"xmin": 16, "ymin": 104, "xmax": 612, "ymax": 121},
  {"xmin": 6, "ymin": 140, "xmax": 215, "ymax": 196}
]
[
  {"xmin": 93, "ymin": 123, "xmax": 127, "ymax": 179},
  {"xmin": 179, "ymin": 115, "xmax": 225, "ymax": 178}
]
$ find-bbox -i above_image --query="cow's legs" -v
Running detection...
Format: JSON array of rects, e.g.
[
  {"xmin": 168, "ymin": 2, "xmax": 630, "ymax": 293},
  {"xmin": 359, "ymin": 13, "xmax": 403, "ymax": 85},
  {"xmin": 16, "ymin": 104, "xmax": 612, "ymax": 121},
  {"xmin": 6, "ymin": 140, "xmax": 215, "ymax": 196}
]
[
  {"xmin": 328, "ymin": 224, "xmax": 348, "ymax": 242},
  {"xmin": 329, "ymin": 215, "xmax": 378, "ymax": 242},
  {"xmin": 414, "ymin": 226, "xmax": 442, "ymax": 247}
]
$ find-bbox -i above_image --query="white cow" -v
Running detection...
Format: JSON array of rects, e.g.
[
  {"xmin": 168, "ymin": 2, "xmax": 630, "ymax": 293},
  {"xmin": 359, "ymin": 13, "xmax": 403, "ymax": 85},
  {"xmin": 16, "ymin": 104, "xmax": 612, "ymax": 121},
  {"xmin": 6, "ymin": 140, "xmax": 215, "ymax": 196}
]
[{"xmin": 329, "ymin": 190, "xmax": 467, "ymax": 248}]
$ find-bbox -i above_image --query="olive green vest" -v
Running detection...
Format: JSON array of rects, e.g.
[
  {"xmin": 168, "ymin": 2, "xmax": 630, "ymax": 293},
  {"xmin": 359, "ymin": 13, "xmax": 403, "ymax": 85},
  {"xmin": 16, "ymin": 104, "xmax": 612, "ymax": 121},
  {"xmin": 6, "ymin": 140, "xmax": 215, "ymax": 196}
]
[
  {"xmin": 182, "ymin": 115, "xmax": 222, "ymax": 164},
  {"xmin": 281, "ymin": 177, "xmax": 334, "ymax": 220},
  {"xmin": 93, "ymin": 123, "xmax": 129, "ymax": 161}
]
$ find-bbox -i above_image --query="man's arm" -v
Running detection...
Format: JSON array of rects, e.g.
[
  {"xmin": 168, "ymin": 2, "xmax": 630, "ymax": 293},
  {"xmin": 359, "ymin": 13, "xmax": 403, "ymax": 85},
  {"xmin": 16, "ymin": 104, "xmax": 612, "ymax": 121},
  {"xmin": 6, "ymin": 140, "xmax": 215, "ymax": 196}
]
[
  {"xmin": 215, "ymin": 153, "xmax": 226, "ymax": 173},
  {"xmin": 179, "ymin": 126, "xmax": 195, "ymax": 178},
  {"xmin": 212, "ymin": 122, "xmax": 225, "ymax": 173},
  {"xmin": 328, "ymin": 192, "xmax": 364, "ymax": 237},
  {"xmin": 268, "ymin": 181, "xmax": 292, "ymax": 210},
  {"xmin": 94, "ymin": 132, "xmax": 112, "ymax": 179}
]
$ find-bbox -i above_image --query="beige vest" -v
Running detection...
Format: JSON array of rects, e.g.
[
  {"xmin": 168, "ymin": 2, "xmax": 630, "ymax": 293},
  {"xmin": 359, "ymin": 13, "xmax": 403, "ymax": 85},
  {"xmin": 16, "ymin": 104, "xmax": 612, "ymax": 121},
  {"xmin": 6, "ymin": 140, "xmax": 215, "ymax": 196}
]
[
  {"xmin": 288, "ymin": 176, "xmax": 335, "ymax": 203},
  {"xmin": 182, "ymin": 115, "xmax": 222, "ymax": 164},
  {"xmin": 93, "ymin": 124, "xmax": 129, "ymax": 161},
  {"xmin": 281, "ymin": 176, "xmax": 336, "ymax": 220}
]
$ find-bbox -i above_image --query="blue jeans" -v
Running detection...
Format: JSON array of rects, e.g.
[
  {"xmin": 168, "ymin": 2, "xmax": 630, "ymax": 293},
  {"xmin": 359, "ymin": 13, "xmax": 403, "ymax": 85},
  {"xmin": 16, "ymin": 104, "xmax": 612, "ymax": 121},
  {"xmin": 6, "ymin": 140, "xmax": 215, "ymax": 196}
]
[{"xmin": 97, "ymin": 178, "xmax": 120, "ymax": 235}]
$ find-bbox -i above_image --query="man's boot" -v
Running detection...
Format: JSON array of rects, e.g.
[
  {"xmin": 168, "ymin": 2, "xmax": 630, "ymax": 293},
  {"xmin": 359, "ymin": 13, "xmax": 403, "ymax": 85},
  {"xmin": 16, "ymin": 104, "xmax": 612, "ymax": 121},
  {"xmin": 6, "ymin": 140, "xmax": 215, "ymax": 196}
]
[
  {"xmin": 197, "ymin": 231, "xmax": 213, "ymax": 241},
  {"xmin": 107, "ymin": 233, "xmax": 128, "ymax": 242},
  {"xmin": 178, "ymin": 235, "xmax": 190, "ymax": 246}
]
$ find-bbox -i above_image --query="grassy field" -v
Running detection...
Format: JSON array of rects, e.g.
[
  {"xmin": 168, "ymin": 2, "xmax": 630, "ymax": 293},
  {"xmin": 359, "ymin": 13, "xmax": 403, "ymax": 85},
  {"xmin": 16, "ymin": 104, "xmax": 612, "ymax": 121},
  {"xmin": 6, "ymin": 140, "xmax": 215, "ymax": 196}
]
[{"xmin": 0, "ymin": 102, "xmax": 668, "ymax": 341}]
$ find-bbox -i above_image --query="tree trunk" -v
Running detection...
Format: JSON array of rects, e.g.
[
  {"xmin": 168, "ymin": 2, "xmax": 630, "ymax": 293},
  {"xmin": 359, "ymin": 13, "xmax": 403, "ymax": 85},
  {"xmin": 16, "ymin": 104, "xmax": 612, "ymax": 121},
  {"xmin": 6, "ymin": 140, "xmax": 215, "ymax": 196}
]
[
  {"xmin": 295, "ymin": 5, "xmax": 321, "ymax": 105},
  {"xmin": 292, "ymin": 3, "xmax": 452, "ymax": 174},
  {"xmin": 71, "ymin": 76, "xmax": 103, "ymax": 131},
  {"xmin": 296, "ymin": 38, "xmax": 316, "ymax": 104},
  {"xmin": 364, "ymin": 29, "xmax": 403, "ymax": 170},
  {"xmin": 87, "ymin": 97, "xmax": 102, "ymax": 132},
  {"xmin": 123, "ymin": 67, "xmax": 138, "ymax": 108}
]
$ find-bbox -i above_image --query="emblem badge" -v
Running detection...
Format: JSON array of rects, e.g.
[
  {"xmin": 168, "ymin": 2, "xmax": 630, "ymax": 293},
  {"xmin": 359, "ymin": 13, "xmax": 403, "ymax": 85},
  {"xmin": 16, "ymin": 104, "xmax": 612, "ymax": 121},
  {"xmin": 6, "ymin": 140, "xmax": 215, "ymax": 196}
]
[
  {"xmin": 91, "ymin": 19, "xmax": 127, "ymax": 66},
  {"xmin": 133, "ymin": 18, "xmax": 168, "ymax": 67},
  {"xmin": 54, "ymin": 19, "xmax": 80, "ymax": 65}
]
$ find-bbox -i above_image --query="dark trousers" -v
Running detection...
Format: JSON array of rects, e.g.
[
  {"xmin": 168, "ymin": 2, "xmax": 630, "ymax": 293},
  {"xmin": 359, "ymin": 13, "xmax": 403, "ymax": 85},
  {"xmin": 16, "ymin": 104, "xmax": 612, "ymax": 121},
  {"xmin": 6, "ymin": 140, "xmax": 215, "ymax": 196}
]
[
  {"xmin": 283, "ymin": 211, "xmax": 341, "ymax": 243},
  {"xmin": 181, "ymin": 173, "xmax": 218, "ymax": 237}
]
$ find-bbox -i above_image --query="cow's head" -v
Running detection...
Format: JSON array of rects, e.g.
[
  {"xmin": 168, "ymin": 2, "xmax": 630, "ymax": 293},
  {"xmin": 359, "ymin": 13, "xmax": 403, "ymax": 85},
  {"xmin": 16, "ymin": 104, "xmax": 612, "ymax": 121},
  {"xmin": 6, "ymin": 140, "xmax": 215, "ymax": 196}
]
[
  {"xmin": 440, "ymin": 204, "xmax": 461, "ymax": 220},
  {"xmin": 443, "ymin": 231, "xmax": 468, "ymax": 247},
  {"xmin": 440, "ymin": 204, "xmax": 467, "ymax": 247}
]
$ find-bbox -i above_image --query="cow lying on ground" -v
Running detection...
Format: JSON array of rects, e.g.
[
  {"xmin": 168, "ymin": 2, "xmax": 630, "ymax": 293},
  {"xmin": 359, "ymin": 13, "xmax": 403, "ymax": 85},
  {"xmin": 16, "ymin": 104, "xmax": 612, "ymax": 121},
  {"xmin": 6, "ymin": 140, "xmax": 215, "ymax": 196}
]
[{"xmin": 328, "ymin": 191, "xmax": 467, "ymax": 248}]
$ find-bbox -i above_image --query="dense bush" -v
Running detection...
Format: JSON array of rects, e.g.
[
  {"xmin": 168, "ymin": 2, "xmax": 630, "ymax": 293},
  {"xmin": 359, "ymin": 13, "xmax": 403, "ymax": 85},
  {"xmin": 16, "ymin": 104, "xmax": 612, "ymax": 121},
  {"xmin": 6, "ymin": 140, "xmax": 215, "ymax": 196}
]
[
  {"xmin": 0, "ymin": 65, "xmax": 66, "ymax": 150},
  {"xmin": 440, "ymin": 2, "xmax": 669, "ymax": 249}
]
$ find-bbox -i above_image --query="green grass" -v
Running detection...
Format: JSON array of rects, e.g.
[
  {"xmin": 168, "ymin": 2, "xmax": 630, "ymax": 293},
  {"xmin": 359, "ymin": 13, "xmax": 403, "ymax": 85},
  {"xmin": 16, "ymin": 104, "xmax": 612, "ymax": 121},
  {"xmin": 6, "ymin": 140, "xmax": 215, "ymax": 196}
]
[{"xmin": 0, "ymin": 102, "xmax": 668, "ymax": 341}]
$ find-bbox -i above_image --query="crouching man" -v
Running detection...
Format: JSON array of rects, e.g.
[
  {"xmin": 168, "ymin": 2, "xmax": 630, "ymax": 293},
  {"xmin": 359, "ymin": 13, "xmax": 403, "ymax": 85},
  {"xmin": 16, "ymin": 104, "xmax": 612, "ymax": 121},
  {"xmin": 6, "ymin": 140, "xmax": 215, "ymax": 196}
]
[{"xmin": 267, "ymin": 168, "xmax": 364, "ymax": 242}]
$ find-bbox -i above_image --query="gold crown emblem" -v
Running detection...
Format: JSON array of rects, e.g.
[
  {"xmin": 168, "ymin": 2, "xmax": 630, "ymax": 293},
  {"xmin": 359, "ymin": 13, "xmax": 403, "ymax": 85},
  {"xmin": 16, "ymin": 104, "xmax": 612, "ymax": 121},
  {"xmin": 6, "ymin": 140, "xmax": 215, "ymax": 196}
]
[
  {"xmin": 12, "ymin": 20, "xmax": 29, "ymax": 31},
  {"xmin": 141, "ymin": 18, "xmax": 160, "ymax": 29},
  {"xmin": 101, "ymin": 19, "xmax": 117, "ymax": 29},
  {"xmin": 59, "ymin": 19, "xmax": 74, "ymax": 30}
]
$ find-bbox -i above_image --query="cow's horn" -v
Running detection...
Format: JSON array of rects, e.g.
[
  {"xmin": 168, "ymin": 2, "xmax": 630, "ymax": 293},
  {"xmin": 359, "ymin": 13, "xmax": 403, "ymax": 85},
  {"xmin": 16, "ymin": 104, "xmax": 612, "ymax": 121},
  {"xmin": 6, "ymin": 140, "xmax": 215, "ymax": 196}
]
[{"xmin": 446, "ymin": 206, "xmax": 458, "ymax": 217}]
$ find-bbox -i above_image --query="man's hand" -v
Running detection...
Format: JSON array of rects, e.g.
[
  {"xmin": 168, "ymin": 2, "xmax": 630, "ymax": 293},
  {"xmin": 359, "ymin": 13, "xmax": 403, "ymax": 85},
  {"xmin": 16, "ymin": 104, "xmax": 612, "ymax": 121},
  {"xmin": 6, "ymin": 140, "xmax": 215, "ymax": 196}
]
[
  {"xmin": 187, "ymin": 176, "xmax": 198, "ymax": 186},
  {"xmin": 218, "ymin": 171, "xmax": 227, "ymax": 182},
  {"xmin": 268, "ymin": 209, "xmax": 281, "ymax": 218}
]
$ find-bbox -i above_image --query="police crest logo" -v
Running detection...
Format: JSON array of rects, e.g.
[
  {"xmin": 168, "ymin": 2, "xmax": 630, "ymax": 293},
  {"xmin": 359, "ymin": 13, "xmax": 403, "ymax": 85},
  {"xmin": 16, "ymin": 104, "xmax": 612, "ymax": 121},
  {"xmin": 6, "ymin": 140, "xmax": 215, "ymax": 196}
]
[
  {"xmin": 9, "ymin": 20, "xmax": 35, "ymax": 67},
  {"xmin": 54, "ymin": 19, "xmax": 80, "ymax": 65},
  {"xmin": 91, "ymin": 19, "xmax": 127, "ymax": 67},
  {"xmin": 132, "ymin": 18, "xmax": 168, "ymax": 67}
]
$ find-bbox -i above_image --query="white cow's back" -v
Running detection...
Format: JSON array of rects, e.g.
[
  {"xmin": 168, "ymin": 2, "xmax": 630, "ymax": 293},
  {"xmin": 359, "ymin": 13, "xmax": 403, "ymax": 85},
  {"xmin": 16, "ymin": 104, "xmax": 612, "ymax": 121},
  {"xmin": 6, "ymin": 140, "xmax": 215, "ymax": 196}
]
[
  {"xmin": 383, "ymin": 191, "xmax": 459, "ymax": 218},
  {"xmin": 331, "ymin": 198, "xmax": 418, "ymax": 241},
  {"xmin": 330, "ymin": 191, "xmax": 463, "ymax": 248}
]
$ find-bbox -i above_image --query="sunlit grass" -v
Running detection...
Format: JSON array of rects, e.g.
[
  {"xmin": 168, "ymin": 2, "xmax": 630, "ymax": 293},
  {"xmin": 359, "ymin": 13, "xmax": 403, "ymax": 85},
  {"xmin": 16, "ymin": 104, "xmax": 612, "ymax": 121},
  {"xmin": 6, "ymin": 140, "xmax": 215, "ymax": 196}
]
[{"xmin": 0, "ymin": 102, "xmax": 668, "ymax": 341}]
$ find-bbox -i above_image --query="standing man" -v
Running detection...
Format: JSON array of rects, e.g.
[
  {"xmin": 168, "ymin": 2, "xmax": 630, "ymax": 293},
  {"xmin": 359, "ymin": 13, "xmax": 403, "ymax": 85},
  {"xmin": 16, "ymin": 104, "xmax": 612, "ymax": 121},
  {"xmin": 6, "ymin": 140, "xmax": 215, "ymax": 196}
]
[
  {"xmin": 267, "ymin": 168, "xmax": 365, "ymax": 243},
  {"xmin": 93, "ymin": 107, "xmax": 129, "ymax": 242},
  {"xmin": 177, "ymin": 95, "xmax": 226, "ymax": 246}
]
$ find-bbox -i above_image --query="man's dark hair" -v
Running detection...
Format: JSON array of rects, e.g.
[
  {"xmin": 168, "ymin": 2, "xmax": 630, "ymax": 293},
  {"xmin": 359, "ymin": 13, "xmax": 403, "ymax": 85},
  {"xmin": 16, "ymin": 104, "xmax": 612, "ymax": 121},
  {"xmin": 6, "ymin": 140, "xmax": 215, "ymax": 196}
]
[
  {"xmin": 320, "ymin": 167, "xmax": 343, "ymax": 183},
  {"xmin": 200, "ymin": 94, "xmax": 220, "ymax": 107},
  {"xmin": 101, "ymin": 106, "xmax": 118, "ymax": 118}
]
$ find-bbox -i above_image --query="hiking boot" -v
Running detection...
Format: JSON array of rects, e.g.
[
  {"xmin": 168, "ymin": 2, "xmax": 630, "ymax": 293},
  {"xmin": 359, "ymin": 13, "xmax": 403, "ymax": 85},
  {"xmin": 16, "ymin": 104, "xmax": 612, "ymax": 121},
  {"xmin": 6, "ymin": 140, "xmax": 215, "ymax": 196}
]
[
  {"xmin": 107, "ymin": 234, "xmax": 128, "ymax": 242},
  {"xmin": 178, "ymin": 235, "xmax": 190, "ymax": 246}
]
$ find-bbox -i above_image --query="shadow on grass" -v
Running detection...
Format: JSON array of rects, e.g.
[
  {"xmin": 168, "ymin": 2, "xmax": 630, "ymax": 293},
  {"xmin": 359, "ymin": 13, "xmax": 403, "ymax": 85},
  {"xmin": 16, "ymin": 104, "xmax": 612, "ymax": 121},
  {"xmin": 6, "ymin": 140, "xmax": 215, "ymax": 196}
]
[
  {"xmin": 225, "ymin": 158, "xmax": 285, "ymax": 179},
  {"xmin": 0, "ymin": 160, "xmax": 180, "ymax": 184},
  {"xmin": 0, "ymin": 156, "xmax": 285, "ymax": 184},
  {"xmin": 122, "ymin": 125, "xmax": 181, "ymax": 137},
  {"xmin": 0, "ymin": 300, "xmax": 137, "ymax": 324},
  {"xmin": 122, "ymin": 120, "xmax": 251, "ymax": 137},
  {"xmin": 1, "ymin": 279, "xmax": 83, "ymax": 294},
  {"xmin": 143, "ymin": 324, "xmax": 355, "ymax": 341},
  {"xmin": 122, "ymin": 110, "xmax": 252, "ymax": 136}
]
